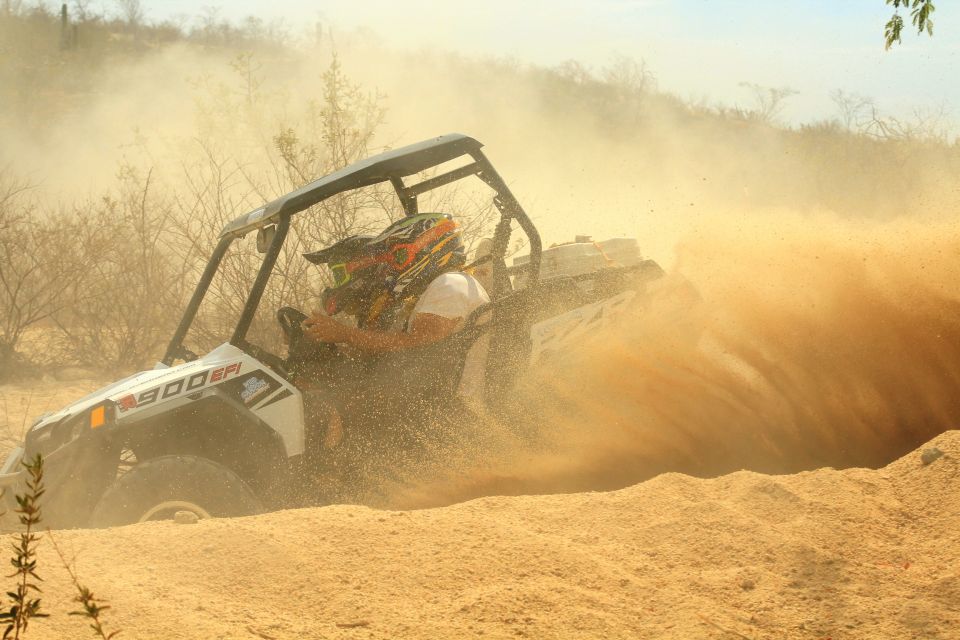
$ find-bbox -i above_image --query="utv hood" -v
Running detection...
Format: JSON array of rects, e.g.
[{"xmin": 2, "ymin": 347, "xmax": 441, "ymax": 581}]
[{"xmin": 29, "ymin": 343, "xmax": 245, "ymax": 432}]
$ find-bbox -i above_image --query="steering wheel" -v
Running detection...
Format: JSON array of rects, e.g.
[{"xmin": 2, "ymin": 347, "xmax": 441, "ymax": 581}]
[
  {"xmin": 171, "ymin": 344, "xmax": 199, "ymax": 363},
  {"xmin": 277, "ymin": 307, "xmax": 337, "ymax": 374},
  {"xmin": 277, "ymin": 306, "xmax": 309, "ymax": 344}
]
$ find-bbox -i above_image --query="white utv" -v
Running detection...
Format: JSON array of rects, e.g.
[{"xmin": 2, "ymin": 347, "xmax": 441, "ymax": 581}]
[{"xmin": 0, "ymin": 134, "xmax": 664, "ymax": 528}]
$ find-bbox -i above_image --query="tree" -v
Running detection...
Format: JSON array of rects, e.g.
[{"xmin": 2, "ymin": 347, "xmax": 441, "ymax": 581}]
[
  {"xmin": 885, "ymin": 0, "xmax": 935, "ymax": 49},
  {"xmin": 0, "ymin": 174, "xmax": 92, "ymax": 376},
  {"xmin": 115, "ymin": 0, "xmax": 144, "ymax": 29},
  {"xmin": 72, "ymin": 0, "xmax": 97, "ymax": 22},
  {"xmin": 737, "ymin": 83, "xmax": 798, "ymax": 125},
  {"xmin": 830, "ymin": 89, "xmax": 874, "ymax": 131}
]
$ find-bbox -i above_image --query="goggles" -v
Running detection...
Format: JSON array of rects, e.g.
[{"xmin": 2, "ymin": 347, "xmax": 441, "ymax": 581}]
[{"xmin": 327, "ymin": 219, "xmax": 457, "ymax": 288}]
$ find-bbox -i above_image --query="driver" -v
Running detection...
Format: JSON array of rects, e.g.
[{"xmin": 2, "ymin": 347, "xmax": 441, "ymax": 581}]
[
  {"xmin": 304, "ymin": 213, "xmax": 489, "ymax": 354},
  {"xmin": 298, "ymin": 213, "xmax": 489, "ymax": 464}
]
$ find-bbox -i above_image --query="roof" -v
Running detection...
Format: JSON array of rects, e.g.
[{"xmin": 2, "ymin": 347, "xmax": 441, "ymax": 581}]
[{"xmin": 220, "ymin": 133, "xmax": 483, "ymax": 238}]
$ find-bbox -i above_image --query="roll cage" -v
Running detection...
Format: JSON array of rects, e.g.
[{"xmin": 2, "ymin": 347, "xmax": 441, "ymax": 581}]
[{"xmin": 162, "ymin": 133, "xmax": 543, "ymax": 366}]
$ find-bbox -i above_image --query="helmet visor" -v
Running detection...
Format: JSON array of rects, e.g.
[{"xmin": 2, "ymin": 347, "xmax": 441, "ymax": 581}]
[
  {"xmin": 326, "ymin": 218, "xmax": 458, "ymax": 288},
  {"xmin": 329, "ymin": 263, "xmax": 351, "ymax": 288}
]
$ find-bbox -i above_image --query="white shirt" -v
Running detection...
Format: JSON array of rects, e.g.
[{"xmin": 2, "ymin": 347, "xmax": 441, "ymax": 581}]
[
  {"xmin": 409, "ymin": 272, "xmax": 490, "ymax": 326},
  {"xmin": 409, "ymin": 272, "xmax": 490, "ymax": 405}
]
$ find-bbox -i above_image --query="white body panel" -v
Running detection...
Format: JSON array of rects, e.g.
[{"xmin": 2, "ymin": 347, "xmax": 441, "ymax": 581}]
[
  {"xmin": 513, "ymin": 237, "xmax": 641, "ymax": 284},
  {"xmin": 529, "ymin": 290, "xmax": 637, "ymax": 366},
  {"xmin": 29, "ymin": 343, "xmax": 305, "ymax": 457}
]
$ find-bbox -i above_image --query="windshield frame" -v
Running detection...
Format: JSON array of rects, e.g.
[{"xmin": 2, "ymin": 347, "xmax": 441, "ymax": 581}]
[{"xmin": 161, "ymin": 137, "xmax": 542, "ymax": 366}]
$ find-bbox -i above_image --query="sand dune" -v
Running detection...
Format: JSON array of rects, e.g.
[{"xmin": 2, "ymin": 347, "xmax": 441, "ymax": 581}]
[{"xmin": 19, "ymin": 430, "xmax": 957, "ymax": 639}]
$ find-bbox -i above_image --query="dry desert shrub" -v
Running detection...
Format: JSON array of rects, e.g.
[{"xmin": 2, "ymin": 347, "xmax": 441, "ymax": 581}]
[
  {"xmin": 0, "ymin": 454, "xmax": 120, "ymax": 639},
  {"xmin": 0, "ymin": 176, "xmax": 94, "ymax": 379},
  {"xmin": 0, "ymin": 454, "xmax": 47, "ymax": 639}
]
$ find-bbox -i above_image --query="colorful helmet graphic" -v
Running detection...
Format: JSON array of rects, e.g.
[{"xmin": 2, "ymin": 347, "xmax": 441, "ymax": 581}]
[
  {"xmin": 365, "ymin": 213, "xmax": 465, "ymax": 297},
  {"xmin": 303, "ymin": 213, "xmax": 464, "ymax": 320},
  {"xmin": 303, "ymin": 235, "xmax": 382, "ymax": 317}
]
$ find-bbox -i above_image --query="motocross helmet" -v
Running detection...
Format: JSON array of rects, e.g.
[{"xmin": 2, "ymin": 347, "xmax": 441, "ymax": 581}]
[
  {"xmin": 304, "ymin": 214, "xmax": 465, "ymax": 324},
  {"xmin": 365, "ymin": 212, "xmax": 466, "ymax": 298},
  {"xmin": 303, "ymin": 235, "xmax": 383, "ymax": 317}
]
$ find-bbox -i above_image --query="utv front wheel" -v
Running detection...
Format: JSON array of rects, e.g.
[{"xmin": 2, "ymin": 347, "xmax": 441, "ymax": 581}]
[{"xmin": 89, "ymin": 455, "xmax": 264, "ymax": 528}]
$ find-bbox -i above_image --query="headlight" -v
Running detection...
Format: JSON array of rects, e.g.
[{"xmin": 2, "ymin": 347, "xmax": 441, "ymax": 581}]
[
  {"xmin": 25, "ymin": 401, "xmax": 118, "ymax": 456},
  {"xmin": 86, "ymin": 401, "xmax": 116, "ymax": 432},
  {"xmin": 67, "ymin": 401, "xmax": 117, "ymax": 443}
]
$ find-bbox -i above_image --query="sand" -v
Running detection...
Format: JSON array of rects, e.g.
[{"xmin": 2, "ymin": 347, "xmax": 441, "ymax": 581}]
[
  {"xmin": 6, "ymin": 429, "xmax": 952, "ymax": 639},
  {"xmin": 3, "ymin": 216, "xmax": 960, "ymax": 639}
]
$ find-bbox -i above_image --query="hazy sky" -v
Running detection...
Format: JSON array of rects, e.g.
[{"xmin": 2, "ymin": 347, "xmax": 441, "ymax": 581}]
[{"xmin": 142, "ymin": 1, "xmax": 959, "ymax": 128}]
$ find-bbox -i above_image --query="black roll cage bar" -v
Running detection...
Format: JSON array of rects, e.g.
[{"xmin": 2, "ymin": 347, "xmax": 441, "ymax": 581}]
[{"xmin": 162, "ymin": 133, "xmax": 542, "ymax": 366}]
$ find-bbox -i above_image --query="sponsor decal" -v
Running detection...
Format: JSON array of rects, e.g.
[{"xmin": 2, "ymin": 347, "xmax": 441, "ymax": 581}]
[
  {"xmin": 240, "ymin": 377, "xmax": 270, "ymax": 405},
  {"xmin": 211, "ymin": 362, "xmax": 242, "ymax": 382},
  {"xmin": 186, "ymin": 371, "xmax": 208, "ymax": 391},
  {"xmin": 116, "ymin": 361, "xmax": 243, "ymax": 412},
  {"xmin": 162, "ymin": 379, "xmax": 184, "ymax": 399}
]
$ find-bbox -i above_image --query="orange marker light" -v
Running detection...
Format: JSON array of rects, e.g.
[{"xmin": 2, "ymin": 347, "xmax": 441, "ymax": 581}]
[{"xmin": 90, "ymin": 405, "xmax": 106, "ymax": 429}]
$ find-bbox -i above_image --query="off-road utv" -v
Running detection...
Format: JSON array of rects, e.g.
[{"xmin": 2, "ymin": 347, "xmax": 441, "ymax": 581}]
[{"xmin": 0, "ymin": 134, "xmax": 664, "ymax": 528}]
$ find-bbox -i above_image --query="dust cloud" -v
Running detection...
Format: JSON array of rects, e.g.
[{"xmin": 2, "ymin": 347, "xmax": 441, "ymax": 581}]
[
  {"xmin": 5, "ymin": 34, "xmax": 958, "ymax": 263},
  {"xmin": 391, "ymin": 212, "xmax": 960, "ymax": 507},
  {"xmin": 3, "ymin": 17, "xmax": 960, "ymax": 500}
]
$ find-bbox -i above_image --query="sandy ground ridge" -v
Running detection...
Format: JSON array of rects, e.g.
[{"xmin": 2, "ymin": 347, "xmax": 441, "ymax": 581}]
[{"xmin": 8, "ymin": 430, "xmax": 955, "ymax": 639}]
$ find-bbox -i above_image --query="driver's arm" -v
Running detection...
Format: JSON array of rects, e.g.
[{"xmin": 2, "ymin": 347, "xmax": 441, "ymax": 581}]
[{"xmin": 303, "ymin": 311, "xmax": 458, "ymax": 353}]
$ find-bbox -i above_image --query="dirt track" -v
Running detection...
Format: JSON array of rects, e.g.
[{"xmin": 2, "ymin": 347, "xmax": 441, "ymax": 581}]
[{"xmin": 15, "ymin": 430, "xmax": 955, "ymax": 639}]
